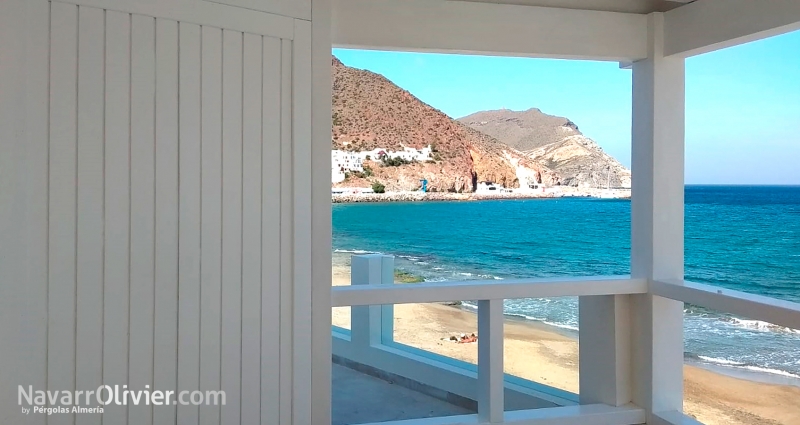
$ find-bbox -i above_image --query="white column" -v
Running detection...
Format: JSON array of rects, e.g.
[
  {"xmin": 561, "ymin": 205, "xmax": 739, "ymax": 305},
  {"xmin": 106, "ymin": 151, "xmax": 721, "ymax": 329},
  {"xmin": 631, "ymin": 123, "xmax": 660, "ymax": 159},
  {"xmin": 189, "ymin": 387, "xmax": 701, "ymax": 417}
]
[
  {"xmin": 477, "ymin": 299, "xmax": 504, "ymax": 423},
  {"xmin": 579, "ymin": 295, "xmax": 631, "ymax": 406},
  {"xmin": 351, "ymin": 254, "xmax": 393, "ymax": 346},
  {"xmin": 630, "ymin": 12, "xmax": 686, "ymax": 420}
]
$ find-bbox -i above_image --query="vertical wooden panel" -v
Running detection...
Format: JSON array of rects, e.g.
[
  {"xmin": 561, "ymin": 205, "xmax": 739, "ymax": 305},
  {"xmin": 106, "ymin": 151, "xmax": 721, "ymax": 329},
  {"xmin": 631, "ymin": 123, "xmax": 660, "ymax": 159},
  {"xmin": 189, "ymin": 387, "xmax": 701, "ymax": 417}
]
[
  {"xmin": 177, "ymin": 21, "xmax": 202, "ymax": 425},
  {"xmin": 310, "ymin": 1, "xmax": 334, "ymax": 423},
  {"xmin": 129, "ymin": 14, "xmax": 156, "ymax": 425},
  {"xmin": 240, "ymin": 32, "xmax": 263, "ymax": 425},
  {"xmin": 75, "ymin": 6, "xmax": 104, "ymax": 425},
  {"xmin": 22, "ymin": 1, "xmax": 51, "ymax": 423},
  {"xmin": 260, "ymin": 35, "xmax": 282, "ymax": 425},
  {"xmin": 199, "ymin": 24, "xmax": 223, "ymax": 425},
  {"xmin": 153, "ymin": 18, "xmax": 179, "ymax": 425},
  {"xmin": 103, "ymin": 10, "xmax": 131, "ymax": 425},
  {"xmin": 48, "ymin": 4, "xmax": 78, "ymax": 425},
  {"xmin": 278, "ymin": 38, "xmax": 293, "ymax": 425},
  {"xmin": 292, "ymin": 20, "xmax": 313, "ymax": 425},
  {"xmin": 220, "ymin": 28, "xmax": 243, "ymax": 425}
]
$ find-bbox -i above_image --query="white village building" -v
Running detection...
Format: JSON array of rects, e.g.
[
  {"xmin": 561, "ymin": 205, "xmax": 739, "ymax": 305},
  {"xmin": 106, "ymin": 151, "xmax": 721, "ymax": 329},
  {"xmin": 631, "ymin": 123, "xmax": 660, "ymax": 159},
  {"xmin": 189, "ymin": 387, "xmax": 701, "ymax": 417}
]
[
  {"xmin": 3, "ymin": 1, "xmax": 800, "ymax": 425},
  {"xmin": 331, "ymin": 150, "xmax": 364, "ymax": 183}
]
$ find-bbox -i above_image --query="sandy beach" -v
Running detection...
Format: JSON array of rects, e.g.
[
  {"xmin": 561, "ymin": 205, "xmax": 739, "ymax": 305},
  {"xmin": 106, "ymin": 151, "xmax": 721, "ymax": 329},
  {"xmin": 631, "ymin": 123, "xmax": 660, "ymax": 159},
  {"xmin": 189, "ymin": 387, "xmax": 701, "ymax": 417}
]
[{"xmin": 332, "ymin": 266, "xmax": 800, "ymax": 425}]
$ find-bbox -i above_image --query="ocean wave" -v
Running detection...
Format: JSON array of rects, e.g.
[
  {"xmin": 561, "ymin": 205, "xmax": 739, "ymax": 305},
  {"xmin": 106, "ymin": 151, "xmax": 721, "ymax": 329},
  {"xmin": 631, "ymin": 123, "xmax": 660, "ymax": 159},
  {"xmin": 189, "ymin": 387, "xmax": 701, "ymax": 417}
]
[
  {"xmin": 505, "ymin": 313, "xmax": 579, "ymax": 332},
  {"xmin": 334, "ymin": 249, "xmax": 379, "ymax": 255},
  {"xmin": 693, "ymin": 355, "xmax": 800, "ymax": 379},
  {"xmin": 697, "ymin": 355, "xmax": 745, "ymax": 367},
  {"xmin": 727, "ymin": 317, "xmax": 800, "ymax": 334},
  {"xmin": 740, "ymin": 366, "xmax": 800, "ymax": 379}
]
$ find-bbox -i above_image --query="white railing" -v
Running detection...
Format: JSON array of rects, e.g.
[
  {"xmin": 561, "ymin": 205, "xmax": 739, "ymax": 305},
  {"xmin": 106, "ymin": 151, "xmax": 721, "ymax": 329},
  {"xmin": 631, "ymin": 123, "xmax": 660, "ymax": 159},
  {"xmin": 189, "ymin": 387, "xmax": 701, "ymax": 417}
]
[{"xmin": 332, "ymin": 254, "xmax": 800, "ymax": 425}]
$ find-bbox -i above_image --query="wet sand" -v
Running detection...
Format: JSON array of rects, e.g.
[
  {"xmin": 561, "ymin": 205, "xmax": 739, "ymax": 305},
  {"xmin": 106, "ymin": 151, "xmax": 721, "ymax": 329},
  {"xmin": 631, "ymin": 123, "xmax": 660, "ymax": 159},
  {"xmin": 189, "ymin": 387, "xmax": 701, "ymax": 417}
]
[{"xmin": 332, "ymin": 266, "xmax": 800, "ymax": 425}]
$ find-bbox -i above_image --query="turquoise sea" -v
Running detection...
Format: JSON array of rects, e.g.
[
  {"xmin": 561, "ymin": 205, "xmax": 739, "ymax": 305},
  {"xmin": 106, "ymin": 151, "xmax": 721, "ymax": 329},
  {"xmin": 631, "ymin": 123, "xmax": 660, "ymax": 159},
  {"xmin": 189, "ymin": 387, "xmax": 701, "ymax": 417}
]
[{"xmin": 332, "ymin": 185, "xmax": 800, "ymax": 384}]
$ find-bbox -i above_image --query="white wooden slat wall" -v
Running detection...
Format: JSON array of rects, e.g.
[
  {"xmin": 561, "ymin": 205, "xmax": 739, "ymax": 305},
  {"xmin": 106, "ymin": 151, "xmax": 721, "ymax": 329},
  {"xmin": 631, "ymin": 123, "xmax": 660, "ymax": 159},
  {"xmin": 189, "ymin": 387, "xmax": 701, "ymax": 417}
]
[
  {"xmin": 76, "ymin": 6, "xmax": 105, "ymax": 425},
  {"xmin": 49, "ymin": 4, "xmax": 79, "ymax": 425},
  {"xmin": 199, "ymin": 23, "xmax": 224, "ymax": 425},
  {"xmin": 129, "ymin": 13, "xmax": 157, "ymax": 425},
  {"xmin": 153, "ymin": 17, "xmax": 181, "ymax": 425},
  {"xmin": 8, "ymin": 1, "xmax": 307, "ymax": 424}
]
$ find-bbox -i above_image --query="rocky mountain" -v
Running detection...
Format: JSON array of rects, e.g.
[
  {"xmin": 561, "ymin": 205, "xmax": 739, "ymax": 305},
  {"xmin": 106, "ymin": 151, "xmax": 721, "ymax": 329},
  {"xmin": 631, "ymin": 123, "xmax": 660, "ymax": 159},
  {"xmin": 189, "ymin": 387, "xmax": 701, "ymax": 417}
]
[
  {"xmin": 331, "ymin": 57, "xmax": 558, "ymax": 192},
  {"xmin": 459, "ymin": 109, "xmax": 631, "ymax": 188}
]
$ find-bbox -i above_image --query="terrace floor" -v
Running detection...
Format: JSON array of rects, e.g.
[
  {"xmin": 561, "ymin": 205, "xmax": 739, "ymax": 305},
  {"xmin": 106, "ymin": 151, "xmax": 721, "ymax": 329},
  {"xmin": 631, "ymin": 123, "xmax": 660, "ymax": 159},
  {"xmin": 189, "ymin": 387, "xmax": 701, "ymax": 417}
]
[{"xmin": 332, "ymin": 363, "xmax": 473, "ymax": 425}]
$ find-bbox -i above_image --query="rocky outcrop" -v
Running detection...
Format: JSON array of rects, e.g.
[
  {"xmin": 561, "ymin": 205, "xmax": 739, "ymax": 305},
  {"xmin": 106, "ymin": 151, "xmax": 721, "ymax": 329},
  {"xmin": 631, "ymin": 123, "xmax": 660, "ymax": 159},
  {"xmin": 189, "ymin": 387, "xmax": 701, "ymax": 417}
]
[
  {"xmin": 459, "ymin": 108, "xmax": 631, "ymax": 188},
  {"xmin": 332, "ymin": 57, "xmax": 553, "ymax": 192}
]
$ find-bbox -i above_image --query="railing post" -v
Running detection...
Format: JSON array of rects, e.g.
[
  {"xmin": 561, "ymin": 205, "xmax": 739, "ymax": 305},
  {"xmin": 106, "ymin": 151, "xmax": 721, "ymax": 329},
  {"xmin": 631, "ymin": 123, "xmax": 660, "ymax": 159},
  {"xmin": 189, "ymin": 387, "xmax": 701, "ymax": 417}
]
[
  {"xmin": 380, "ymin": 255, "xmax": 395, "ymax": 343},
  {"xmin": 579, "ymin": 295, "xmax": 631, "ymax": 406},
  {"xmin": 478, "ymin": 299, "xmax": 504, "ymax": 423},
  {"xmin": 351, "ymin": 254, "xmax": 393, "ymax": 346}
]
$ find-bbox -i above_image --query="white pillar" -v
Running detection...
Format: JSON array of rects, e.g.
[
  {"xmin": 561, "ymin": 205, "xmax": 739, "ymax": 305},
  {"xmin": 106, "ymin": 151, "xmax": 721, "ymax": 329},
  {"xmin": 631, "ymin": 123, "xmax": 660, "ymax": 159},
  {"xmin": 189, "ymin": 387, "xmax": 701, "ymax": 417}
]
[
  {"xmin": 351, "ymin": 254, "xmax": 393, "ymax": 346},
  {"xmin": 630, "ymin": 12, "xmax": 686, "ymax": 420},
  {"xmin": 478, "ymin": 299, "xmax": 504, "ymax": 423},
  {"xmin": 579, "ymin": 295, "xmax": 631, "ymax": 406}
]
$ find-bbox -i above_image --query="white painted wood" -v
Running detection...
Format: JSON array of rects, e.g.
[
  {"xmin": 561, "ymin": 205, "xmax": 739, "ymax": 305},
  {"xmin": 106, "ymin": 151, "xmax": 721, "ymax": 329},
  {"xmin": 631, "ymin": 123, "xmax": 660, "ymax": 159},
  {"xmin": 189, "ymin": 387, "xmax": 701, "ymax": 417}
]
[
  {"xmin": 5, "ymin": 2, "xmax": 302, "ymax": 425},
  {"xmin": 260, "ymin": 35, "xmax": 283, "ymax": 425},
  {"xmin": 332, "ymin": 335, "xmax": 572, "ymax": 411},
  {"xmin": 332, "ymin": 277, "xmax": 646, "ymax": 307},
  {"xmin": 240, "ymin": 31, "xmax": 263, "ymax": 425},
  {"xmin": 48, "ymin": 4, "xmax": 79, "ymax": 425},
  {"xmin": 221, "ymin": 27, "xmax": 244, "ymax": 425},
  {"xmin": 478, "ymin": 299, "xmax": 504, "ymax": 423},
  {"xmin": 380, "ymin": 255, "xmax": 395, "ymax": 342},
  {"xmin": 8, "ymin": 1, "xmax": 50, "ymax": 423},
  {"xmin": 278, "ymin": 38, "xmax": 294, "ymax": 425},
  {"xmin": 129, "ymin": 14, "xmax": 157, "ymax": 425},
  {"xmin": 310, "ymin": 1, "xmax": 334, "ymax": 422},
  {"xmin": 578, "ymin": 295, "xmax": 631, "ymax": 406},
  {"xmin": 199, "ymin": 24, "xmax": 223, "ymax": 425},
  {"xmin": 203, "ymin": 0, "xmax": 311, "ymax": 20},
  {"xmin": 664, "ymin": 0, "xmax": 800, "ymax": 57},
  {"xmin": 153, "ymin": 17, "xmax": 180, "ymax": 425},
  {"xmin": 75, "ymin": 6, "xmax": 105, "ymax": 423},
  {"xmin": 51, "ymin": 0, "xmax": 294, "ymax": 39},
  {"xmin": 331, "ymin": 0, "xmax": 648, "ymax": 61},
  {"xmin": 351, "ymin": 255, "xmax": 387, "ymax": 346},
  {"xmin": 0, "ymin": 3, "xmax": 26, "ymax": 423},
  {"xmin": 653, "ymin": 280, "xmax": 800, "ymax": 331},
  {"xmin": 352, "ymin": 404, "xmax": 645, "ymax": 425},
  {"xmin": 292, "ymin": 18, "xmax": 314, "ymax": 425},
  {"xmin": 629, "ymin": 12, "xmax": 685, "ymax": 422},
  {"xmin": 177, "ymin": 21, "xmax": 202, "ymax": 425},
  {"xmin": 652, "ymin": 410, "xmax": 704, "ymax": 425},
  {"xmin": 103, "ymin": 10, "xmax": 132, "ymax": 425}
]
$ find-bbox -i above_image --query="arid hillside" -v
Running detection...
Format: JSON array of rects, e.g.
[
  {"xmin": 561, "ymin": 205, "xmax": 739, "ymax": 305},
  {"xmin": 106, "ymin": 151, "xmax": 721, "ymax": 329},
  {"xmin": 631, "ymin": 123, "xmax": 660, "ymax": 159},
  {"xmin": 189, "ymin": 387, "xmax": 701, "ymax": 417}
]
[
  {"xmin": 332, "ymin": 57, "xmax": 557, "ymax": 192},
  {"xmin": 460, "ymin": 108, "xmax": 631, "ymax": 188}
]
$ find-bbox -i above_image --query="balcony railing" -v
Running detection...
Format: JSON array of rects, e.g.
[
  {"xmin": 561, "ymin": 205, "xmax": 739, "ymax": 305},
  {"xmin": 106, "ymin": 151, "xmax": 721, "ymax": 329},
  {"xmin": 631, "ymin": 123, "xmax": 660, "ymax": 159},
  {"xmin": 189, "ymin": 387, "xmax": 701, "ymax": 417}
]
[{"xmin": 331, "ymin": 254, "xmax": 800, "ymax": 425}]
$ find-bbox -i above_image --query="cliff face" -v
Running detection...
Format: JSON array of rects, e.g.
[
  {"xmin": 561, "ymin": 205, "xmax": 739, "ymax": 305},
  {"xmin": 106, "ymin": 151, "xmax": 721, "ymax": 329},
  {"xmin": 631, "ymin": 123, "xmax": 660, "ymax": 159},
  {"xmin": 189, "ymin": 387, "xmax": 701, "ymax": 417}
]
[
  {"xmin": 460, "ymin": 109, "xmax": 631, "ymax": 188},
  {"xmin": 332, "ymin": 57, "xmax": 553, "ymax": 192}
]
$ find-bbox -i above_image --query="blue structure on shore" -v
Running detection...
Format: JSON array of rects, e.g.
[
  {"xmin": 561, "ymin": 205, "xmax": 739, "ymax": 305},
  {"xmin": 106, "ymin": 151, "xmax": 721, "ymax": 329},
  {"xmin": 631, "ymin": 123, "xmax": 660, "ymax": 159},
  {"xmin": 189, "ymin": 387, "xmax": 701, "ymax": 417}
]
[{"xmin": 420, "ymin": 179, "xmax": 428, "ymax": 192}]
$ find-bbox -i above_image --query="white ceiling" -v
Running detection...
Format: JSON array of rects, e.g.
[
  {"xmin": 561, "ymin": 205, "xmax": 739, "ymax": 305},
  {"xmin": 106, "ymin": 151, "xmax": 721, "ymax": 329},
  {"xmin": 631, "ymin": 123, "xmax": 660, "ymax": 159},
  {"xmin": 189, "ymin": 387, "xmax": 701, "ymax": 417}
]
[{"xmin": 451, "ymin": 0, "xmax": 695, "ymax": 14}]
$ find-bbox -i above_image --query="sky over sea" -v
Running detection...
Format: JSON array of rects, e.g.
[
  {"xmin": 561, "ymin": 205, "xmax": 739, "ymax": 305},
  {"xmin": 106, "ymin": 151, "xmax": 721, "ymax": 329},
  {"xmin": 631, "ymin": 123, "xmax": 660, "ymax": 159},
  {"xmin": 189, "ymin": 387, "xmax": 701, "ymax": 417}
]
[{"xmin": 333, "ymin": 29, "xmax": 800, "ymax": 185}]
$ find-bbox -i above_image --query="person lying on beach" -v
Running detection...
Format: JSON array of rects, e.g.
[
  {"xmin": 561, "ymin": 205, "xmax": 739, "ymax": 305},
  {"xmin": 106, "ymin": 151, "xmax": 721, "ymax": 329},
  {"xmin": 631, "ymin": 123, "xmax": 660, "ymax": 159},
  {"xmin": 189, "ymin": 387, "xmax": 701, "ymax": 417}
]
[{"xmin": 458, "ymin": 333, "xmax": 478, "ymax": 343}]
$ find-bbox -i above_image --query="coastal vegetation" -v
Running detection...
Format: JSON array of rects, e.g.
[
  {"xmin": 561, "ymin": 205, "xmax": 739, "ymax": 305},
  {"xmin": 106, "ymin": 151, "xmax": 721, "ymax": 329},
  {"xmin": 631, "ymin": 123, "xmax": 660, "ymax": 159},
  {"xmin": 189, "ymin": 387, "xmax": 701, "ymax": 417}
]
[
  {"xmin": 394, "ymin": 270, "xmax": 424, "ymax": 283},
  {"xmin": 371, "ymin": 182, "xmax": 385, "ymax": 193}
]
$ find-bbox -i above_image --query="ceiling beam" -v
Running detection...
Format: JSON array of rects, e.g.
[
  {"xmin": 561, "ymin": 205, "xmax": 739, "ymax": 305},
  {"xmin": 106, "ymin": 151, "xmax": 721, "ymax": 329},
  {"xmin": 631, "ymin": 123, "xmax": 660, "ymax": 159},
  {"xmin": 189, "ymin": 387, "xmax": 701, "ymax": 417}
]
[
  {"xmin": 664, "ymin": 0, "xmax": 800, "ymax": 57},
  {"xmin": 332, "ymin": 0, "xmax": 648, "ymax": 61}
]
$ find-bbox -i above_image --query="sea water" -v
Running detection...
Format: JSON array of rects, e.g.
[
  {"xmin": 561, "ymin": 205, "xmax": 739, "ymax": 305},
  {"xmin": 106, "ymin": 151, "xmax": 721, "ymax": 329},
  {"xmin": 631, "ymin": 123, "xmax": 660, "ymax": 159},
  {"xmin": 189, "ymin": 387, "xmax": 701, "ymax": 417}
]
[{"xmin": 332, "ymin": 185, "xmax": 800, "ymax": 384}]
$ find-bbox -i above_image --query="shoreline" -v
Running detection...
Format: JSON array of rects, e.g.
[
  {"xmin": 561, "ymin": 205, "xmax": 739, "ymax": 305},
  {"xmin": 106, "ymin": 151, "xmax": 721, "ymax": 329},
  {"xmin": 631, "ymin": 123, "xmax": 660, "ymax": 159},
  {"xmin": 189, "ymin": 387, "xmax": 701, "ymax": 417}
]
[
  {"xmin": 332, "ymin": 265, "xmax": 800, "ymax": 425},
  {"xmin": 331, "ymin": 188, "xmax": 631, "ymax": 203}
]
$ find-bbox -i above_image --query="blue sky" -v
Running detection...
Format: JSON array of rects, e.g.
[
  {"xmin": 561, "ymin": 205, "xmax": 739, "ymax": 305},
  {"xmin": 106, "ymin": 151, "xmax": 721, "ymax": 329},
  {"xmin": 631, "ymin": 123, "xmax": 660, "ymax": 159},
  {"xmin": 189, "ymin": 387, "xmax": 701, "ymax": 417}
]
[{"xmin": 333, "ymin": 30, "xmax": 800, "ymax": 185}]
